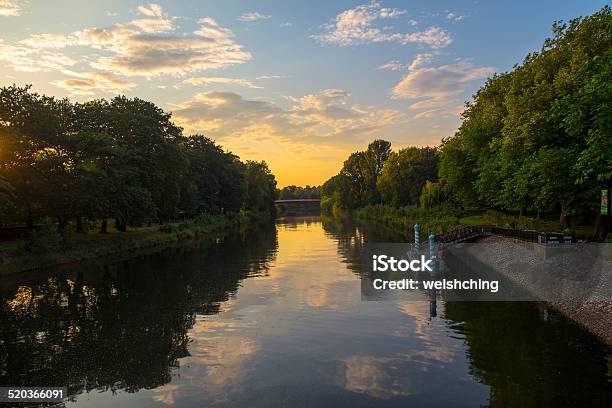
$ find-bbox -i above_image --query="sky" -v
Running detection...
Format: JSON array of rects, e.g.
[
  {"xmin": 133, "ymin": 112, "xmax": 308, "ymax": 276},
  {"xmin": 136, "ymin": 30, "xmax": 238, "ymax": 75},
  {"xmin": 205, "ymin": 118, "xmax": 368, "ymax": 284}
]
[{"xmin": 0, "ymin": 0, "xmax": 607, "ymax": 187}]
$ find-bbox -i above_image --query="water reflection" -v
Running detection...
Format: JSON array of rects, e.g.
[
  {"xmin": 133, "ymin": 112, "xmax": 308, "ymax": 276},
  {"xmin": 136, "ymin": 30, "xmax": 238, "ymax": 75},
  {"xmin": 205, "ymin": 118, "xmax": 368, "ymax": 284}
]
[
  {"xmin": 0, "ymin": 217, "xmax": 610, "ymax": 407},
  {"xmin": 0, "ymin": 223, "xmax": 278, "ymax": 405}
]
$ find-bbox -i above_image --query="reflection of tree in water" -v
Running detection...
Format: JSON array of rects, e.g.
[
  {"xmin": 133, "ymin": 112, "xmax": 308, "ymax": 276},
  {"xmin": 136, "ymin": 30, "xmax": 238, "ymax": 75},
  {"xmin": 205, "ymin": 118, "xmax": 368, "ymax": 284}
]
[
  {"xmin": 321, "ymin": 214, "xmax": 409, "ymax": 277},
  {"xmin": 445, "ymin": 301, "xmax": 612, "ymax": 407},
  {"xmin": 322, "ymin": 214, "xmax": 612, "ymax": 407},
  {"xmin": 0, "ymin": 223, "xmax": 277, "ymax": 404}
]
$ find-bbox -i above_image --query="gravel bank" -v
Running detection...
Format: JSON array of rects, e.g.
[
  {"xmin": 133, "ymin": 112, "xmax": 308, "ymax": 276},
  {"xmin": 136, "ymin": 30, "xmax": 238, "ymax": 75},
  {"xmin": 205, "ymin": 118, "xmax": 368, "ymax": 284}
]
[{"xmin": 447, "ymin": 236, "xmax": 612, "ymax": 345}]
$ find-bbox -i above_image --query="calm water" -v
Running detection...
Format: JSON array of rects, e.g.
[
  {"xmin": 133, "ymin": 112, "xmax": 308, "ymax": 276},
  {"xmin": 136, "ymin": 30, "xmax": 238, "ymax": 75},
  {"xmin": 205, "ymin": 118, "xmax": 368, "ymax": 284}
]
[{"xmin": 1, "ymin": 216, "xmax": 611, "ymax": 407}]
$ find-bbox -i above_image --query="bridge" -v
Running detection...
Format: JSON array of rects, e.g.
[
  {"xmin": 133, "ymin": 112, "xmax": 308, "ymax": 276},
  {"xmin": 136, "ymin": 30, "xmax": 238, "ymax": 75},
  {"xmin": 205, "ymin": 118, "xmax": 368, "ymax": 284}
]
[{"xmin": 274, "ymin": 199, "xmax": 321, "ymax": 205}]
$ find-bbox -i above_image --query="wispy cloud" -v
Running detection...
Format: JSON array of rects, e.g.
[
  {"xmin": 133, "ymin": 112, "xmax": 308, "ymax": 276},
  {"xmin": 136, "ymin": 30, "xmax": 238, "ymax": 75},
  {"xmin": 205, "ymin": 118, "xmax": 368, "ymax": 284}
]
[
  {"xmin": 0, "ymin": 39, "xmax": 77, "ymax": 73},
  {"xmin": 51, "ymin": 72, "xmax": 136, "ymax": 95},
  {"xmin": 313, "ymin": 1, "xmax": 451, "ymax": 48},
  {"xmin": 376, "ymin": 60, "xmax": 405, "ymax": 71},
  {"xmin": 0, "ymin": 0, "xmax": 26, "ymax": 16},
  {"xmin": 136, "ymin": 3, "xmax": 163, "ymax": 17},
  {"xmin": 130, "ymin": 3, "xmax": 173, "ymax": 33},
  {"xmin": 238, "ymin": 11, "xmax": 271, "ymax": 22},
  {"xmin": 5, "ymin": 6, "xmax": 251, "ymax": 77},
  {"xmin": 172, "ymin": 89, "xmax": 404, "ymax": 147},
  {"xmin": 376, "ymin": 53, "xmax": 432, "ymax": 72},
  {"xmin": 180, "ymin": 76, "xmax": 262, "ymax": 89},
  {"xmin": 280, "ymin": 22, "xmax": 292, "ymax": 28},
  {"xmin": 256, "ymin": 75, "xmax": 287, "ymax": 80},
  {"xmin": 392, "ymin": 56, "xmax": 495, "ymax": 111},
  {"xmin": 446, "ymin": 11, "xmax": 467, "ymax": 22}
]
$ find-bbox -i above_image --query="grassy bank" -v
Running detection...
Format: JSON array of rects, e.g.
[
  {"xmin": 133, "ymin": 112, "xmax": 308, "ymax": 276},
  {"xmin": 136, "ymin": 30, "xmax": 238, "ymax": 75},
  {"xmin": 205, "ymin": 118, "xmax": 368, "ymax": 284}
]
[
  {"xmin": 0, "ymin": 212, "xmax": 270, "ymax": 276},
  {"xmin": 336, "ymin": 205, "xmax": 595, "ymax": 239}
]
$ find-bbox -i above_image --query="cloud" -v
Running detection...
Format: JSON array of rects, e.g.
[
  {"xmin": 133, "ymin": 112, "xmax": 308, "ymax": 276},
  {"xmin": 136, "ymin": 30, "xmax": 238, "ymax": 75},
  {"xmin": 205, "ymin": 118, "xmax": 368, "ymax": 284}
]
[
  {"xmin": 280, "ymin": 22, "xmax": 292, "ymax": 28},
  {"xmin": 130, "ymin": 3, "xmax": 173, "ymax": 33},
  {"xmin": 256, "ymin": 75, "xmax": 287, "ymax": 80},
  {"xmin": 0, "ymin": 0, "xmax": 25, "ymax": 16},
  {"xmin": 376, "ymin": 53, "xmax": 432, "ymax": 72},
  {"xmin": 172, "ymin": 89, "xmax": 404, "ymax": 146},
  {"xmin": 237, "ymin": 11, "xmax": 271, "ymax": 22},
  {"xmin": 407, "ymin": 53, "xmax": 433, "ymax": 71},
  {"xmin": 0, "ymin": 39, "xmax": 77, "ymax": 73},
  {"xmin": 7, "ymin": 6, "xmax": 251, "ymax": 78},
  {"xmin": 376, "ymin": 60, "xmax": 405, "ymax": 71},
  {"xmin": 313, "ymin": 1, "xmax": 451, "ymax": 48},
  {"xmin": 446, "ymin": 11, "xmax": 466, "ymax": 22},
  {"xmin": 392, "ymin": 57, "xmax": 495, "ymax": 109},
  {"xmin": 413, "ymin": 105, "xmax": 463, "ymax": 119},
  {"xmin": 19, "ymin": 33, "xmax": 72, "ymax": 48},
  {"xmin": 180, "ymin": 76, "xmax": 262, "ymax": 89},
  {"xmin": 136, "ymin": 3, "xmax": 163, "ymax": 17},
  {"xmin": 51, "ymin": 72, "xmax": 136, "ymax": 95}
]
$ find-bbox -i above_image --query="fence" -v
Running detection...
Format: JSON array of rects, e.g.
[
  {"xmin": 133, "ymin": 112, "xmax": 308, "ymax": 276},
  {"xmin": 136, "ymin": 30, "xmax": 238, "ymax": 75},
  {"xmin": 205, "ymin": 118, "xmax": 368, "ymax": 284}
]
[{"xmin": 436, "ymin": 226, "xmax": 575, "ymax": 246}]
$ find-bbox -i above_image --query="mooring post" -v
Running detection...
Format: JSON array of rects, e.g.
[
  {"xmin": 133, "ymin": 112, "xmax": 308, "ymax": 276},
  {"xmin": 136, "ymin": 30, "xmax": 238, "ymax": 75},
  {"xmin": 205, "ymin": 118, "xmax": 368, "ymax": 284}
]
[
  {"xmin": 414, "ymin": 223, "xmax": 420, "ymax": 252},
  {"xmin": 428, "ymin": 231, "xmax": 437, "ymax": 273}
]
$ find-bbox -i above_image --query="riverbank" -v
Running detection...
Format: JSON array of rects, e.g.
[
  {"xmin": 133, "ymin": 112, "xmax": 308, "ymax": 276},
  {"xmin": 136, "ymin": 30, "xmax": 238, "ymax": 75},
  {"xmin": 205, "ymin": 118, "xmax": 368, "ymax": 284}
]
[
  {"xmin": 344, "ymin": 205, "xmax": 595, "ymax": 238},
  {"xmin": 452, "ymin": 235, "xmax": 612, "ymax": 345},
  {"xmin": 0, "ymin": 213, "xmax": 268, "ymax": 276}
]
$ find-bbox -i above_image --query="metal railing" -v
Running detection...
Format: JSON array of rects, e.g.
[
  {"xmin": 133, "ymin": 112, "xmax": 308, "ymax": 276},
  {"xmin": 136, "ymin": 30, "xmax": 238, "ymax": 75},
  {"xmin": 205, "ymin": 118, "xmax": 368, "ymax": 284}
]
[{"xmin": 436, "ymin": 225, "xmax": 573, "ymax": 246}]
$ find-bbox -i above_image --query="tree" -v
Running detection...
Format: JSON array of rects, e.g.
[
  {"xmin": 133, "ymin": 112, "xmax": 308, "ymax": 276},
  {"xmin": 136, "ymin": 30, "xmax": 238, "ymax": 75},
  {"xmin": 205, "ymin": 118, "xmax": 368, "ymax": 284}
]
[
  {"xmin": 180, "ymin": 135, "xmax": 245, "ymax": 215},
  {"xmin": 0, "ymin": 175, "xmax": 15, "ymax": 222},
  {"xmin": 377, "ymin": 147, "xmax": 438, "ymax": 207},
  {"xmin": 438, "ymin": 6, "xmax": 612, "ymax": 233},
  {"xmin": 0, "ymin": 85, "xmax": 280, "ymax": 234},
  {"xmin": 0, "ymin": 85, "xmax": 76, "ymax": 229},
  {"xmin": 243, "ymin": 161, "xmax": 277, "ymax": 214},
  {"xmin": 278, "ymin": 185, "xmax": 321, "ymax": 200}
]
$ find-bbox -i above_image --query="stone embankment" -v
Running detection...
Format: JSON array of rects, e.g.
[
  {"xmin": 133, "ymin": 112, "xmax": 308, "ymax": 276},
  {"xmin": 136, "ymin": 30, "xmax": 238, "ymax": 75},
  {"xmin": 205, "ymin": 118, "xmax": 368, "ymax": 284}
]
[{"xmin": 447, "ymin": 235, "xmax": 612, "ymax": 345}]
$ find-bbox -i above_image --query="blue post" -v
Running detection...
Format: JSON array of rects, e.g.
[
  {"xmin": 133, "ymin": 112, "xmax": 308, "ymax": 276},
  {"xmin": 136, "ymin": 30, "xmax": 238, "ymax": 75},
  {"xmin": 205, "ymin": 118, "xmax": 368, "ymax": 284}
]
[
  {"xmin": 414, "ymin": 224, "xmax": 420, "ymax": 252},
  {"xmin": 428, "ymin": 232, "xmax": 437, "ymax": 268}
]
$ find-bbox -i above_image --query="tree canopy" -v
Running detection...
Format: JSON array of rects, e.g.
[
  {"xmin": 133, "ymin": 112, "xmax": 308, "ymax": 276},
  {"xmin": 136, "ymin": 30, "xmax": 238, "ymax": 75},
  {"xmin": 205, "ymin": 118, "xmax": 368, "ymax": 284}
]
[
  {"xmin": 0, "ymin": 85, "xmax": 278, "ymax": 231},
  {"xmin": 439, "ymin": 6, "xmax": 612, "ymax": 229}
]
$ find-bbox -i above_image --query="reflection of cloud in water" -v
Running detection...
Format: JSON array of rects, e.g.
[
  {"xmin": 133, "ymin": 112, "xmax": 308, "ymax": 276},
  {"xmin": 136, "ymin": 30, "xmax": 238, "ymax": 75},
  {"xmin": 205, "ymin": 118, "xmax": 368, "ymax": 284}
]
[
  {"xmin": 187, "ymin": 336, "xmax": 259, "ymax": 387},
  {"xmin": 413, "ymin": 347, "xmax": 455, "ymax": 364},
  {"xmin": 151, "ymin": 383, "xmax": 181, "ymax": 405},
  {"xmin": 393, "ymin": 301, "xmax": 442, "ymax": 340},
  {"xmin": 392, "ymin": 301, "xmax": 458, "ymax": 369},
  {"xmin": 337, "ymin": 356, "xmax": 415, "ymax": 399},
  {"xmin": 259, "ymin": 223, "xmax": 360, "ymax": 310},
  {"xmin": 185, "ymin": 316, "xmax": 260, "ymax": 388}
]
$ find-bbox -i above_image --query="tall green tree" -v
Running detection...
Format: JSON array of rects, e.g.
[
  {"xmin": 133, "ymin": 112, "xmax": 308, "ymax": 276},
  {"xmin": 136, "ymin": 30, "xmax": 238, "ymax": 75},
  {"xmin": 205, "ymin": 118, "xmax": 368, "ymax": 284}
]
[
  {"xmin": 438, "ymin": 5, "xmax": 612, "ymax": 232},
  {"xmin": 377, "ymin": 147, "xmax": 438, "ymax": 207},
  {"xmin": 243, "ymin": 161, "xmax": 277, "ymax": 214}
]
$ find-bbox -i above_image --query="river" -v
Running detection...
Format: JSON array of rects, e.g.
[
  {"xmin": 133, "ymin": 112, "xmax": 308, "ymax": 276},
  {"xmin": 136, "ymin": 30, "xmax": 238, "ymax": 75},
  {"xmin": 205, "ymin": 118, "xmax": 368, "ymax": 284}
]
[{"xmin": 0, "ymin": 216, "xmax": 611, "ymax": 407}]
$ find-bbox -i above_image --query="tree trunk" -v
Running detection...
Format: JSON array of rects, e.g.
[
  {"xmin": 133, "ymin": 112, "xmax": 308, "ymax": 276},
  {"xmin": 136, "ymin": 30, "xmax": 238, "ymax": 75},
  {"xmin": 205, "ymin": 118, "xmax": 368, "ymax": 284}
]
[
  {"xmin": 114, "ymin": 218, "xmax": 127, "ymax": 232},
  {"xmin": 76, "ymin": 218, "xmax": 85, "ymax": 233},
  {"xmin": 593, "ymin": 213, "xmax": 609, "ymax": 241},
  {"xmin": 100, "ymin": 219, "xmax": 108, "ymax": 234},
  {"xmin": 57, "ymin": 216, "xmax": 68, "ymax": 231},
  {"xmin": 559, "ymin": 203, "xmax": 570, "ymax": 228}
]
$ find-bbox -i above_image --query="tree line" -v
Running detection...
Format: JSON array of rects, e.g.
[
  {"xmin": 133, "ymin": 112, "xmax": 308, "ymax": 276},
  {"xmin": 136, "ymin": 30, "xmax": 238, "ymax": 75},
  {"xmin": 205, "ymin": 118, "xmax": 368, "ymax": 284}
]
[
  {"xmin": 277, "ymin": 185, "xmax": 321, "ymax": 200},
  {"xmin": 322, "ymin": 6, "xmax": 611, "ymax": 237},
  {"xmin": 0, "ymin": 85, "xmax": 278, "ymax": 233}
]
